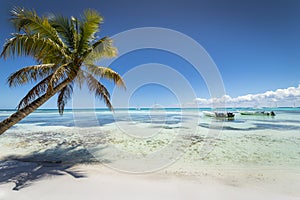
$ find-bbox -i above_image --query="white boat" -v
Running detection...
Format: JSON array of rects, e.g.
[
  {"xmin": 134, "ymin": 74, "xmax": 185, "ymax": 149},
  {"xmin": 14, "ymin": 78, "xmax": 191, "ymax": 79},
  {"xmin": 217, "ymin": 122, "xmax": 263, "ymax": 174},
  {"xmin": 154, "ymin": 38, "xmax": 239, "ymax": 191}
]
[
  {"xmin": 203, "ymin": 111, "xmax": 235, "ymax": 119},
  {"xmin": 239, "ymin": 111, "xmax": 275, "ymax": 116}
]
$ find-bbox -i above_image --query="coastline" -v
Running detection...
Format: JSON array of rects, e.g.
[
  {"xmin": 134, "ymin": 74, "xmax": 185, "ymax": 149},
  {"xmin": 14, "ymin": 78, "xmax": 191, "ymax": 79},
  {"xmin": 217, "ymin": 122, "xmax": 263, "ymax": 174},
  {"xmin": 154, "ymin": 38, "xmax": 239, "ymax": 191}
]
[
  {"xmin": 1, "ymin": 163, "xmax": 299, "ymax": 200},
  {"xmin": 0, "ymin": 108, "xmax": 300, "ymax": 199}
]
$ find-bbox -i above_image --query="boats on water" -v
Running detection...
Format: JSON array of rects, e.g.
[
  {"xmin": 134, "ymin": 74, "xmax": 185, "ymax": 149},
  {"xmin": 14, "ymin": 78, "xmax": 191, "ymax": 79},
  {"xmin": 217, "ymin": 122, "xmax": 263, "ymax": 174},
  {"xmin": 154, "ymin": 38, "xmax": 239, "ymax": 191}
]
[
  {"xmin": 203, "ymin": 111, "xmax": 235, "ymax": 119},
  {"xmin": 239, "ymin": 111, "xmax": 276, "ymax": 116}
]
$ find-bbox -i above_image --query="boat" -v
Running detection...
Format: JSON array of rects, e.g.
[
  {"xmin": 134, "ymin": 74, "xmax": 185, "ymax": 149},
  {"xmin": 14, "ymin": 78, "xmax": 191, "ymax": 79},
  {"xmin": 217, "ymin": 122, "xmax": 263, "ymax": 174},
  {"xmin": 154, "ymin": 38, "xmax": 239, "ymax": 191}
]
[
  {"xmin": 203, "ymin": 111, "xmax": 235, "ymax": 119},
  {"xmin": 239, "ymin": 111, "xmax": 275, "ymax": 116}
]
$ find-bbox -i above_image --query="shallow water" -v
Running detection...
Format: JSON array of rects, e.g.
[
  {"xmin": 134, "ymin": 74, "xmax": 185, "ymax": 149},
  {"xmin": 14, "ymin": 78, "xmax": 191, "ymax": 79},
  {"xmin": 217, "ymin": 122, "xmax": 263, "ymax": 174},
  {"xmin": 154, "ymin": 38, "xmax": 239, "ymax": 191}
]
[{"xmin": 0, "ymin": 108, "xmax": 299, "ymax": 173}]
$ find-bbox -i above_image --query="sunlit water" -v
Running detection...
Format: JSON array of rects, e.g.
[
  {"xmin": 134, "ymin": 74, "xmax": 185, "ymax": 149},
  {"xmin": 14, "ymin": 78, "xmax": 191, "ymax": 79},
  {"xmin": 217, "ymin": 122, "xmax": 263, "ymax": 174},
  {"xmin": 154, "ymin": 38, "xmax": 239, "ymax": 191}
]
[{"xmin": 0, "ymin": 108, "xmax": 299, "ymax": 174}]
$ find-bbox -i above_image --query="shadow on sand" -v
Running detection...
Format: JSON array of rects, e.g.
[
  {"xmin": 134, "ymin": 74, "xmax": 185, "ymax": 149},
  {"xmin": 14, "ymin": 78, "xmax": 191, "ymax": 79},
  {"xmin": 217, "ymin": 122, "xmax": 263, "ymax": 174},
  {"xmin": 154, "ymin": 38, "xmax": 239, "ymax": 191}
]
[{"xmin": 0, "ymin": 143, "xmax": 108, "ymax": 190}]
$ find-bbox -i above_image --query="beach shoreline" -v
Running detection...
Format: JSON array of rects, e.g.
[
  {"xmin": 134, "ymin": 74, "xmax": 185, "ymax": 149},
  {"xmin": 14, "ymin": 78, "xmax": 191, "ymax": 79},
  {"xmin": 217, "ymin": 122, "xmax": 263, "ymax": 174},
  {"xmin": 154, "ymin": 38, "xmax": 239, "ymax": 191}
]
[
  {"xmin": 1, "ymin": 163, "xmax": 299, "ymax": 200},
  {"xmin": 0, "ymin": 108, "xmax": 300, "ymax": 199}
]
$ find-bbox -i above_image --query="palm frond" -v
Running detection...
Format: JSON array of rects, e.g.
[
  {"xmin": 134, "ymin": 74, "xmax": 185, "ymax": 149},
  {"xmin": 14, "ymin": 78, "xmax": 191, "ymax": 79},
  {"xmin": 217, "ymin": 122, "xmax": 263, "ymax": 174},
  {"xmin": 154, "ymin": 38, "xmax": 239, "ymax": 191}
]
[
  {"xmin": 77, "ymin": 9, "xmax": 103, "ymax": 53},
  {"xmin": 48, "ymin": 63, "xmax": 71, "ymax": 91},
  {"xmin": 17, "ymin": 75, "xmax": 52, "ymax": 109},
  {"xmin": 1, "ymin": 33, "xmax": 70, "ymax": 62},
  {"xmin": 83, "ymin": 36, "xmax": 117, "ymax": 63},
  {"xmin": 57, "ymin": 83, "xmax": 73, "ymax": 115},
  {"xmin": 2, "ymin": 8, "xmax": 124, "ymax": 117},
  {"xmin": 7, "ymin": 64, "xmax": 55, "ymax": 87},
  {"xmin": 10, "ymin": 7, "xmax": 67, "ymax": 49},
  {"xmin": 71, "ymin": 16, "xmax": 80, "ymax": 52},
  {"xmin": 48, "ymin": 62, "xmax": 80, "ymax": 93},
  {"xmin": 49, "ymin": 15, "xmax": 77, "ymax": 52},
  {"xmin": 85, "ymin": 64, "xmax": 125, "ymax": 88},
  {"xmin": 74, "ymin": 69, "xmax": 85, "ymax": 89},
  {"xmin": 85, "ymin": 72, "xmax": 113, "ymax": 110}
]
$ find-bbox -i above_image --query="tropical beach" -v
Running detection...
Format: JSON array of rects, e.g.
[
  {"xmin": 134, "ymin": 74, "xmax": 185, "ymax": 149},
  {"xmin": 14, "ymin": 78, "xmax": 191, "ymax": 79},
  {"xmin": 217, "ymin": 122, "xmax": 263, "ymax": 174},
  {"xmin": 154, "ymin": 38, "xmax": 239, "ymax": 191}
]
[
  {"xmin": 0, "ymin": 0, "xmax": 300, "ymax": 199},
  {"xmin": 0, "ymin": 108, "xmax": 300, "ymax": 199}
]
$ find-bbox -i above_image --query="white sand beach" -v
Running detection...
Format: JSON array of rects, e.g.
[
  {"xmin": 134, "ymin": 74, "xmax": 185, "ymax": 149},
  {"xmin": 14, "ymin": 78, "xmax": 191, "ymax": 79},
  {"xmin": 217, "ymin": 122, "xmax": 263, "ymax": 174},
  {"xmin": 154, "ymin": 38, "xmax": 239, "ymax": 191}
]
[
  {"xmin": 0, "ymin": 1, "xmax": 300, "ymax": 199},
  {"xmin": 0, "ymin": 164, "xmax": 299, "ymax": 200},
  {"xmin": 0, "ymin": 109, "xmax": 300, "ymax": 199}
]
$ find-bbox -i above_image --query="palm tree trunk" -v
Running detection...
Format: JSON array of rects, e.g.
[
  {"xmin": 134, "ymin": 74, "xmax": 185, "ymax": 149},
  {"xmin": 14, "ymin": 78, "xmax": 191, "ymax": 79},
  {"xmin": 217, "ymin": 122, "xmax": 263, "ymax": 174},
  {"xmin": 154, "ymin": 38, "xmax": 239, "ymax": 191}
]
[{"xmin": 0, "ymin": 79, "xmax": 71, "ymax": 135}]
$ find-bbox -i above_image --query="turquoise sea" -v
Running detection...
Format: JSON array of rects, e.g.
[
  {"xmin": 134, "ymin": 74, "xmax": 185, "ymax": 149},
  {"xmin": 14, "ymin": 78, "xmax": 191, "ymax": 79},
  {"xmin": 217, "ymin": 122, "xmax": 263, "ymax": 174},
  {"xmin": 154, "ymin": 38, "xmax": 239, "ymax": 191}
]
[{"xmin": 0, "ymin": 107, "xmax": 299, "ymax": 174}]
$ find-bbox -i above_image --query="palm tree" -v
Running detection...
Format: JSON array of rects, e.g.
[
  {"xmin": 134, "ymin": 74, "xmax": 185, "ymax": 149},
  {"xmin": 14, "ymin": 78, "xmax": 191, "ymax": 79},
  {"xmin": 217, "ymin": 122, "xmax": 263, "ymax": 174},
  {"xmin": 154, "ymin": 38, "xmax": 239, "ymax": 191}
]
[{"xmin": 0, "ymin": 8, "xmax": 125, "ymax": 135}]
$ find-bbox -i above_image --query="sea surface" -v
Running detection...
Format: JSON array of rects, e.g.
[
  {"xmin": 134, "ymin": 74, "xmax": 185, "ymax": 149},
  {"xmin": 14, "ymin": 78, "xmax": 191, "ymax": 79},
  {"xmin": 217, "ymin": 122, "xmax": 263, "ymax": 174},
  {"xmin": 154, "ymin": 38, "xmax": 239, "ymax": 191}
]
[{"xmin": 0, "ymin": 108, "xmax": 299, "ymax": 174}]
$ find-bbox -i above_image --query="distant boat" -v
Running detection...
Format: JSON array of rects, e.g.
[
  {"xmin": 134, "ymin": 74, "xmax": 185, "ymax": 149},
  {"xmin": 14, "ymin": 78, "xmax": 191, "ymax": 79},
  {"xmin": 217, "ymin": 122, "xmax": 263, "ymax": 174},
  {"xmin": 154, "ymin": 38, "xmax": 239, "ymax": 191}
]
[
  {"xmin": 203, "ymin": 111, "xmax": 235, "ymax": 119},
  {"xmin": 239, "ymin": 111, "xmax": 275, "ymax": 116}
]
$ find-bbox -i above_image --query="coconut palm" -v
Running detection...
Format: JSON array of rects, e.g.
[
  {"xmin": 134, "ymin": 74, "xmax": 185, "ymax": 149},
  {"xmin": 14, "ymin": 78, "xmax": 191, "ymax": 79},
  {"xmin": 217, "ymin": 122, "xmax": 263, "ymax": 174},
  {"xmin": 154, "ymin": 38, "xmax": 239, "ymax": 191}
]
[{"xmin": 0, "ymin": 8, "xmax": 125, "ymax": 135}]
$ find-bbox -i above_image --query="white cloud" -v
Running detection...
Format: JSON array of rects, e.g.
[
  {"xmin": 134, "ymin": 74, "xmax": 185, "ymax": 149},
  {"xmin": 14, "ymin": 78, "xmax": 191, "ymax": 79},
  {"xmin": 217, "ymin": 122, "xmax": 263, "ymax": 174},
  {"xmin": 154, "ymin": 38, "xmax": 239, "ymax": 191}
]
[{"xmin": 194, "ymin": 84, "xmax": 300, "ymax": 107}]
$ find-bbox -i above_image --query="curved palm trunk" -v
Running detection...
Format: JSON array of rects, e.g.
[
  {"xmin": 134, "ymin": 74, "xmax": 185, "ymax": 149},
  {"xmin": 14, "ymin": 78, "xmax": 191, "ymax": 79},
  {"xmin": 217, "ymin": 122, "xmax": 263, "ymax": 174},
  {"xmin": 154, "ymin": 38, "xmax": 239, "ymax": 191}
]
[{"xmin": 0, "ymin": 79, "xmax": 71, "ymax": 135}]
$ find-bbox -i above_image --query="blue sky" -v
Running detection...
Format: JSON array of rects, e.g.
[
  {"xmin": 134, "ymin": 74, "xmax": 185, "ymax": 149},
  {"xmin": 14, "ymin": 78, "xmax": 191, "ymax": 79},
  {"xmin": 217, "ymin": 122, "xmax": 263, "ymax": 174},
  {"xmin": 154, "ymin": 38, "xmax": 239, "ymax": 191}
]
[{"xmin": 0, "ymin": 0, "xmax": 300, "ymax": 108}]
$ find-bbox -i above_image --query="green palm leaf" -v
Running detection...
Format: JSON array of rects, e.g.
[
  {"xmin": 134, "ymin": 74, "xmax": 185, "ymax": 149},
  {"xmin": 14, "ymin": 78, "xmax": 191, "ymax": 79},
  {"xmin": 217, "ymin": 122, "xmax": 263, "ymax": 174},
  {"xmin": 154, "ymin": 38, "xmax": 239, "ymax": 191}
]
[
  {"xmin": 49, "ymin": 15, "xmax": 78, "ymax": 52},
  {"xmin": 85, "ymin": 64, "xmax": 125, "ymax": 87},
  {"xmin": 11, "ymin": 7, "xmax": 66, "ymax": 50},
  {"xmin": 7, "ymin": 64, "xmax": 55, "ymax": 87},
  {"xmin": 17, "ymin": 75, "xmax": 52, "ymax": 109},
  {"xmin": 48, "ymin": 62, "xmax": 73, "ymax": 91},
  {"xmin": 77, "ymin": 9, "xmax": 103, "ymax": 53},
  {"xmin": 57, "ymin": 83, "xmax": 73, "ymax": 115},
  {"xmin": 0, "ymin": 8, "xmax": 125, "ymax": 134},
  {"xmin": 85, "ymin": 72, "xmax": 113, "ymax": 110},
  {"xmin": 1, "ymin": 33, "xmax": 70, "ymax": 63},
  {"xmin": 74, "ymin": 69, "xmax": 85, "ymax": 89},
  {"xmin": 84, "ymin": 37, "xmax": 117, "ymax": 63}
]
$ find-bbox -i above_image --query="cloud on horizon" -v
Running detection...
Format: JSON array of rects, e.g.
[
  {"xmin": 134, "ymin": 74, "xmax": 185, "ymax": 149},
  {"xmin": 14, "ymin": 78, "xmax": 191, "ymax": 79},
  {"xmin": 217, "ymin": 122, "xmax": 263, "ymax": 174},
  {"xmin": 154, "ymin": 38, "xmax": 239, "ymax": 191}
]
[{"xmin": 194, "ymin": 84, "xmax": 300, "ymax": 107}]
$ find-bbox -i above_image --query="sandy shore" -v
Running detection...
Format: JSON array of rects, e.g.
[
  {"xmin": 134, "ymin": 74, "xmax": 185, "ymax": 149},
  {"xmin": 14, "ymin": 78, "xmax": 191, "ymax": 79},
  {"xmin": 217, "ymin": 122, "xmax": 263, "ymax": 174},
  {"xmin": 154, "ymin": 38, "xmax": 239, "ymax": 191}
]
[
  {"xmin": 1, "ymin": 108, "xmax": 300, "ymax": 199},
  {"xmin": 0, "ymin": 164, "xmax": 299, "ymax": 200}
]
